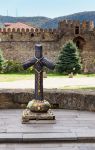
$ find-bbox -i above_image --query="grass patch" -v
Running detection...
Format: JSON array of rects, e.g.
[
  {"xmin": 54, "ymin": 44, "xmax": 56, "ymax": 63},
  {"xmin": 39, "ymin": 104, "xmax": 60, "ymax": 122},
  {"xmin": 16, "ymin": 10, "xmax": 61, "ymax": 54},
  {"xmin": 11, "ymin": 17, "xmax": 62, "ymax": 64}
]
[
  {"xmin": 74, "ymin": 74, "xmax": 95, "ymax": 78},
  {"xmin": 0, "ymin": 73, "xmax": 95, "ymax": 91},
  {"xmin": 48, "ymin": 73, "xmax": 68, "ymax": 77},
  {"xmin": 48, "ymin": 73, "xmax": 95, "ymax": 78},
  {"xmin": 0, "ymin": 73, "xmax": 95, "ymax": 82},
  {"xmin": 63, "ymin": 86, "xmax": 95, "ymax": 90},
  {"xmin": 0, "ymin": 73, "xmax": 34, "ymax": 82}
]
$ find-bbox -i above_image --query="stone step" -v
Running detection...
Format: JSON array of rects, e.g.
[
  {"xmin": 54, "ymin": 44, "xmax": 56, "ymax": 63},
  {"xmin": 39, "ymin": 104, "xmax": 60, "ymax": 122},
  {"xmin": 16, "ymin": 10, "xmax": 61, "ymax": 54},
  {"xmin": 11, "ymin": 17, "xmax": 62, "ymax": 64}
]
[
  {"xmin": 0, "ymin": 133, "xmax": 95, "ymax": 143},
  {"xmin": 1, "ymin": 143, "xmax": 95, "ymax": 150}
]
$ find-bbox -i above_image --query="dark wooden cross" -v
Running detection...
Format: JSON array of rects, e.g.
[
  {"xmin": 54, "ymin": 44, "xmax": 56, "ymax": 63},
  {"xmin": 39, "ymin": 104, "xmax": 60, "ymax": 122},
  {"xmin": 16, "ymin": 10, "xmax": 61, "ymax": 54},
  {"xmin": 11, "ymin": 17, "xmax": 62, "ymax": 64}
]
[{"xmin": 23, "ymin": 44, "xmax": 55, "ymax": 100}]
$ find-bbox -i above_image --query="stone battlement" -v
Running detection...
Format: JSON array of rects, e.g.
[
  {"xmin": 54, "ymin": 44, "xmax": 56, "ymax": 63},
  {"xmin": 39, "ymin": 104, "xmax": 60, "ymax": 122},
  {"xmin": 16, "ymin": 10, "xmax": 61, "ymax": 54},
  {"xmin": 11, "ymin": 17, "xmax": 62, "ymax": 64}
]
[
  {"xmin": 0, "ymin": 27, "xmax": 57, "ymax": 34},
  {"xmin": 0, "ymin": 20, "xmax": 94, "ymax": 42},
  {"xmin": 0, "ymin": 27, "xmax": 59, "ymax": 42},
  {"xmin": 58, "ymin": 20, "xmax": 94, "ymax": 31}
]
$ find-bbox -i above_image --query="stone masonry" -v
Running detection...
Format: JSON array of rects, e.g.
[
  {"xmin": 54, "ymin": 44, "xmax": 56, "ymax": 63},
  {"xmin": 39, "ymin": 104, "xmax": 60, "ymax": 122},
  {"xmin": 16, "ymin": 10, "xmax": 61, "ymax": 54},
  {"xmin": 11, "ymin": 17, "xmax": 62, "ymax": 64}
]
[
  {"xmin": 0, "ymin": 89, "xmax": 95, "ymax": 111},
  {"xmin": 0, "ymin": 20, "xmax": 95, "ymax": 73}
]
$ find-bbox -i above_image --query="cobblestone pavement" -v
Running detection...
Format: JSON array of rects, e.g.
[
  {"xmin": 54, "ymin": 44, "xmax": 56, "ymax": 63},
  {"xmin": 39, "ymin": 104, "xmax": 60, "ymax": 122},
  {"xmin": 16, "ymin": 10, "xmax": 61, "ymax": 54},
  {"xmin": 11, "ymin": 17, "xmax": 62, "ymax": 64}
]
[
  {"xmin": 0, "ymin": 77, "xmax": 95, "ymax": 89},
  {"xmin": 0, "ymin": 109, "xmax": 95, "ymax": 149}
]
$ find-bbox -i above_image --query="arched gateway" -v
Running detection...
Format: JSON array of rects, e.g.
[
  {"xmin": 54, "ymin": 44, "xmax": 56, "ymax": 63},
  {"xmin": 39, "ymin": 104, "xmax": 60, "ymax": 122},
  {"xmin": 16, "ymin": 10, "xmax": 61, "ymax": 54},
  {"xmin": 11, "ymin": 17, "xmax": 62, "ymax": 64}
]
[{"xmin": 73, "ymin": 36, "xmax": 86, "ymax": 50}]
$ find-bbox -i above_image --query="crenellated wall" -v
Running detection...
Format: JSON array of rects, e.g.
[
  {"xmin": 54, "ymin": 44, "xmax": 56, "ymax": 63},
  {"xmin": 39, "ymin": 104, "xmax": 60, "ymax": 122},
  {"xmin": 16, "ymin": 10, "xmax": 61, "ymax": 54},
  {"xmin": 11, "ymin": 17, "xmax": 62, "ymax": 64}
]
[
  {"xmin": 0, "ymin": 20, "xmax": 95, "ymax": 73},
  {"xmin": 58, "ymin": 20, "xmax": 94, "ymax": 32},
  {"xmin": 0, "ymin": 28, "xmax": 60, "ymax": 42}
]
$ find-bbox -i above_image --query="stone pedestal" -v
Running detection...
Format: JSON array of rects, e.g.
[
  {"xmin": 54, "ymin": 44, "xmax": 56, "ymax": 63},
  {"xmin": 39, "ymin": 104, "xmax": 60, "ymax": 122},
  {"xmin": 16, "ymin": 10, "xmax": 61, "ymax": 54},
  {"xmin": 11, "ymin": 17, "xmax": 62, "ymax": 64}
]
[{"xmin": 22, "ymin": 109, "xmax": 55, "ymax": 123}]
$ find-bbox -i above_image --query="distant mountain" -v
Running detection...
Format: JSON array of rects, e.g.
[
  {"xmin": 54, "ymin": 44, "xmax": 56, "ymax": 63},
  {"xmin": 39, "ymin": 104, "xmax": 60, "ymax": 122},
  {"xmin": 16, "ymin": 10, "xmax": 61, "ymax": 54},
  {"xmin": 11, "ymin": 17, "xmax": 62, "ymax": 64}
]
[
  {"xmin": 0, "ymin": 16, "xmax": 51, "ymax": 28},
  {"xmin": 41, "ymin": 11, "xmax": 95, "ymax": 28},
  {"xmin": 0, "ymin": 11, "xmax": 95, "ymax": 29}
]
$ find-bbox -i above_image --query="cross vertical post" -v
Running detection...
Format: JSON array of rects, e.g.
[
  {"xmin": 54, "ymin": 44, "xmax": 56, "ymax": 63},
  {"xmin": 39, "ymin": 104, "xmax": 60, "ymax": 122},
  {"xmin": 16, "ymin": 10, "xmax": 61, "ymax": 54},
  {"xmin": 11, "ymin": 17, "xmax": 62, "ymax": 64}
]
[{"xmin": 34, "ymin": 45, "xmax": 43, "ymax": 100}]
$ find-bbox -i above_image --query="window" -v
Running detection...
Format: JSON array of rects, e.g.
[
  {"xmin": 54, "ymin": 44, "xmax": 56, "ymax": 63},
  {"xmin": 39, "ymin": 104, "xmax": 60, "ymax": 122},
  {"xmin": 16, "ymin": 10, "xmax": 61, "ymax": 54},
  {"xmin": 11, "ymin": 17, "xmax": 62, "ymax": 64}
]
[
  {"xmin": 73, "ymin": 36, "xmax": 85, "ymax": 50},
  {"xmin": 10, "ymin": 34, "xmax": 13, "ymax": 40},
  {"xmin": 42, "ymin": 34, "xmax": 45, "ymax": 39},
  {"xmin": 31, "ymin": 33, "xmax": 34, "ymax": 38},
  {"xmin": 75, "ymin": 26, "xmax": 80, "ymax": 34}
]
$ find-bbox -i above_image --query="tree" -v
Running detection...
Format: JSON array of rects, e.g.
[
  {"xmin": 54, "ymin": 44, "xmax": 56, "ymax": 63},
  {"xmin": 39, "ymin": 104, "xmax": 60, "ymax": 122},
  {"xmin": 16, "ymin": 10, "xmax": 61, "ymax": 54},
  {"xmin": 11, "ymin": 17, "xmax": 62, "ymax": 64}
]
[
  {"xmin": 56, "ymin": 41, "xmax": 82, "ymax": 74},
  {"xmin": 0, "ymin": 49, "xmax": 5, "ymax": 73}
]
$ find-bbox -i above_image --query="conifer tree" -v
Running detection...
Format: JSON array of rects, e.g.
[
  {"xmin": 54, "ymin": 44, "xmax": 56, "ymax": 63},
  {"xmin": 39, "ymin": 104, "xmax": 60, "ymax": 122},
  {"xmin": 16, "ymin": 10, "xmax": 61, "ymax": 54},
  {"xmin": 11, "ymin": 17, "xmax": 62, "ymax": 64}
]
[{"xmin": 56, "ymin": 41, "xmax": 82, "ymax": 74}]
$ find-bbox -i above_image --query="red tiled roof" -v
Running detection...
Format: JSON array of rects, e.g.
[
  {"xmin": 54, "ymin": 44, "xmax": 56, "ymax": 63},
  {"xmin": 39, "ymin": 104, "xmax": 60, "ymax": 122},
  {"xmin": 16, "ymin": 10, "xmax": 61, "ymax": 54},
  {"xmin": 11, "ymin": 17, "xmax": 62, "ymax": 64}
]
[
  {"xmin": 4, "ymin": 23, "xmax": 13, "ymax": 27},
  {"xmin": 4, "ymin": 22, "xmax": 36, "ymax": 30}
]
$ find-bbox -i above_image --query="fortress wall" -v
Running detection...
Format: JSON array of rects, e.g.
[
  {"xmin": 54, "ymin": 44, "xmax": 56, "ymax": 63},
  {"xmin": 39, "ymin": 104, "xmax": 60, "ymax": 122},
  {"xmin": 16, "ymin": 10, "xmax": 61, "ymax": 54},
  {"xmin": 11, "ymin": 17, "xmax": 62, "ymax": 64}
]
[
  {"xmin": 0, "ymin": 34, "xmax": 95, "ymax": 73},
  {"xmin": 0, "ymin": 20, "xmax": 95, "ymax": 72},
  {"xmin": 0, "ymin": 41, "xmax": 60, "ymax": 63},
  {"xmin": 80, "ymin": 37, "xmax": 95, "ymax": 73}
]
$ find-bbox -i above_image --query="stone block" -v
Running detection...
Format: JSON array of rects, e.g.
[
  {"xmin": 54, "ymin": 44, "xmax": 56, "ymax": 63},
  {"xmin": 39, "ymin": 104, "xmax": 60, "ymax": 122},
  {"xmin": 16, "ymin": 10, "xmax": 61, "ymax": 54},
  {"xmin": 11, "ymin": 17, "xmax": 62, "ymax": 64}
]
[{"xmin": 22, "ymin": 109, "xmax": 55, "ymax": 123}]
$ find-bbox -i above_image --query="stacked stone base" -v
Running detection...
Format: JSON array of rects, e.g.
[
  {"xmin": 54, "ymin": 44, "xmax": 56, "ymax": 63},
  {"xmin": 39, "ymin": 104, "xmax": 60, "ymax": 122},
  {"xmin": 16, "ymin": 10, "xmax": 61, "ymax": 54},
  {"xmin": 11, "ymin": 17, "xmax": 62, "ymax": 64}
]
[{"xmin": 22, "ymin": 109, "xmax": 55, "ymax": 123}]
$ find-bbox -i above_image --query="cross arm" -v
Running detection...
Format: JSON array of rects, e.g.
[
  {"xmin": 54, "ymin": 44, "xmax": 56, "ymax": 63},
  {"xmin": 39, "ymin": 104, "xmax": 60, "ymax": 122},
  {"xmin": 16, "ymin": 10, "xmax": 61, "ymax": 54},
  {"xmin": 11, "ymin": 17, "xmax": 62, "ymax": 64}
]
[
  {"xmin": 23, "ymin": 57, "xmax": 36, "ymax": 70},
  {"xmin": 42, "ymin": 57, "xmax": 55, "ymax": 70}
]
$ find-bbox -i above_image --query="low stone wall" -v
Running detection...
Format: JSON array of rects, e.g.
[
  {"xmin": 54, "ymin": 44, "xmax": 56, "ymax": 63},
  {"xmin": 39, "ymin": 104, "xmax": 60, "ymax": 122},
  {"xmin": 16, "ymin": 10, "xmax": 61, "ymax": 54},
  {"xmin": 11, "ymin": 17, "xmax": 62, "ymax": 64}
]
[{"xmin": 0, "ymin": 89, "xmax": 95, "ymax": 111}]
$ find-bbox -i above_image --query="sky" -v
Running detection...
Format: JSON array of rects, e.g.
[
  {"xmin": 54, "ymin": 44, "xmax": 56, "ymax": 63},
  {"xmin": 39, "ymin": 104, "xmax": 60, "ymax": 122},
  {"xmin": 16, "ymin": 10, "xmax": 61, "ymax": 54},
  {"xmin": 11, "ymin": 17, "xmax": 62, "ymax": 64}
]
[{"xmin": 0, "ymin": 0, "xmax": 95, "ymax": 18}]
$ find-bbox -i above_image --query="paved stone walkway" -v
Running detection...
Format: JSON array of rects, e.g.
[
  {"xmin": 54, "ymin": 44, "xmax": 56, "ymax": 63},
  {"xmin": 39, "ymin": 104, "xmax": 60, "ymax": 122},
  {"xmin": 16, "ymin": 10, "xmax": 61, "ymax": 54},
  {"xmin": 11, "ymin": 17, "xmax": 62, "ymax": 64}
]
[
  {"xmin": 0, "ymin": 77, "xmax": 95, "ymax": 89},
  {"xmin": 0, "ymin": 109, "xmax": 95, "ymax": 149},
  {"xmin": 0, "ymin": 110, "xmax": 95, "ymax": 145},
  {"xmin": 1, "ymin": 143, "xmax": 95, "ymax": 150}
]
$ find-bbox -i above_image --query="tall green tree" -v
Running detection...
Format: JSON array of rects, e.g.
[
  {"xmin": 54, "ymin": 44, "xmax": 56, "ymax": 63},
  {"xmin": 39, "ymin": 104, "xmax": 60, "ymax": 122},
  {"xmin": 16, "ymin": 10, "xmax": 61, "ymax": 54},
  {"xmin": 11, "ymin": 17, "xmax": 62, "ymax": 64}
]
[
  {"xmin": 0, "ymin": 49, "xmax": 5, "ymax": 73},
  {"xmin": 56, "ymin": 41, "xmax": 82, "ymax": 74}
]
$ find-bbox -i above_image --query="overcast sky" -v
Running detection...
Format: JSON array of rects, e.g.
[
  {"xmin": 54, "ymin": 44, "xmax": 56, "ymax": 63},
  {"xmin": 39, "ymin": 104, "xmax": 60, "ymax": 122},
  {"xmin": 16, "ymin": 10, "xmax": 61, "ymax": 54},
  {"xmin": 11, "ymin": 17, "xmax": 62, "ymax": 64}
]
[{"xmin": 0, "ymin": 0, "xmax": 95, "ymax": 18}]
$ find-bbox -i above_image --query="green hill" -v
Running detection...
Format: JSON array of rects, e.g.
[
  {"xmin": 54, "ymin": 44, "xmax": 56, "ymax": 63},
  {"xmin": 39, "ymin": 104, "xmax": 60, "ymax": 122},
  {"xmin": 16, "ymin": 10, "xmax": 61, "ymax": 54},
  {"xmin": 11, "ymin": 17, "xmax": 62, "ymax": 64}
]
[
  {"xmin": 0, "ymin": 16, "xmax": 51, "ymax": 28},
  {"xmin": 41, "ymin": 11, "xmax": 95, "ymax": 28},
  {"xmin": 0, "ymin": 11, "xmax": 95, "ymax": 29}
]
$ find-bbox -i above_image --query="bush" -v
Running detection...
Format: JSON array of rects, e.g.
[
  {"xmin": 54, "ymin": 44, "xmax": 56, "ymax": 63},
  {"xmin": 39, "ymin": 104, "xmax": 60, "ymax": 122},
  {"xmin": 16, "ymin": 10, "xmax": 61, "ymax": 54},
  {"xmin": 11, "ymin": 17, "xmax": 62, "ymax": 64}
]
[
  {"xmin": 3, "ymin": 60, "xmax": 33, "ymax": 74},
  {"xmin": 0, "ymin": 49, "xmax": 5, "ymax": 73},
  {"xmin": 56, "ymin": 41, "xmax": 82, "ymax": 74}
]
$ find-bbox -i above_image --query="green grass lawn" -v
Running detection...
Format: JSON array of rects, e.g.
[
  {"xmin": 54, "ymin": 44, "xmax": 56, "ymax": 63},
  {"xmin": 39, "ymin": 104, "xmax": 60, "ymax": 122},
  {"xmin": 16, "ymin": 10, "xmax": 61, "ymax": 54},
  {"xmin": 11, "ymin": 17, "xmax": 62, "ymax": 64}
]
[
  {"xmin": 63, "ymin": 86, "xmax": 95, "ymax": 90},
  {"xmin": 0, "ymin": 73, "xmax": 95, "ymax": 90},
  {"xmin": 0, "ymin": 73, "xmax": 95, "ymax": 82},
  {"xmin": 48, "ymin": 73, "xmax": 95, "ymax": 78},
  {"xmin": 0, "ymin": 74, "xmax": 34, "ymax": 82}
]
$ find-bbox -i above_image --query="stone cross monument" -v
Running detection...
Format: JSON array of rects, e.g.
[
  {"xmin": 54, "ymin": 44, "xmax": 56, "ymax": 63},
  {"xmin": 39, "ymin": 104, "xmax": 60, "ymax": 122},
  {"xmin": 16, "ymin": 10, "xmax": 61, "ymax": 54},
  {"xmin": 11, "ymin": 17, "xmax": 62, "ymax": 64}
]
[{"xmin": 22, "ymin": 44, "xmax": 55, "ymax": 123}]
